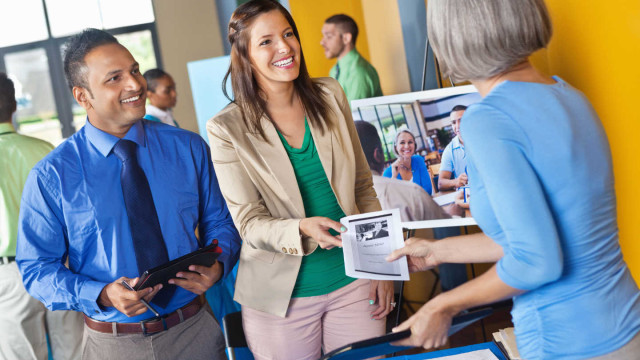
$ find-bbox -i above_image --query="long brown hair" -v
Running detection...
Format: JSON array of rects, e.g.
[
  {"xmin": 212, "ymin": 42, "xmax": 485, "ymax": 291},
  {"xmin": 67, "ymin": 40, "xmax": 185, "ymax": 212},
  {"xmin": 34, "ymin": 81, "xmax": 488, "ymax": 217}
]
[{"xmin": 222, "ymin": 0, "xmax": 333, "ymax": 141}]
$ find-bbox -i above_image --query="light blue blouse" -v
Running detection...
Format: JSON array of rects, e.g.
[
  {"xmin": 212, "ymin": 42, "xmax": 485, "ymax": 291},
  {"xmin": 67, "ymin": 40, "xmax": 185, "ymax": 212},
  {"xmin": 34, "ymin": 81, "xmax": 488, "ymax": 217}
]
[
  {"xmin": 383, "ymin": 154, "xmax": 432, "ymax": 195},
  {"xmin": 463, "ymin": 76, "xmax": 640, "ymax": 359}
]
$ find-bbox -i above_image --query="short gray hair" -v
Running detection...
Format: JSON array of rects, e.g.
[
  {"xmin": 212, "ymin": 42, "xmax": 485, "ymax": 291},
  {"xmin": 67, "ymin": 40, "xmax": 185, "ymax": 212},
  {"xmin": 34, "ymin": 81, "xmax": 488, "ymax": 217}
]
[{"xmin": 427, "ymin": 0, "xmax": 552, "ymax": 82}]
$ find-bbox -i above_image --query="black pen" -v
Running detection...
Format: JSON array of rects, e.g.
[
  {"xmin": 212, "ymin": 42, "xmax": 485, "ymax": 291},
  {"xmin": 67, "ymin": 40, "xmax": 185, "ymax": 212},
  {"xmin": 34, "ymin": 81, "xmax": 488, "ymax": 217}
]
[{"xmin": 121, "ymin": 280, "xmax": 161, "ymax": 317}]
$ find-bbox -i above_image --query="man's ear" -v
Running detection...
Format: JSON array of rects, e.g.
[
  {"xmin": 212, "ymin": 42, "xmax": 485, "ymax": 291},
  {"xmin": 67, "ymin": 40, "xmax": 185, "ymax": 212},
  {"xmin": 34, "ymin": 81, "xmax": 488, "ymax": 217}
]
[
  {"xmin": 72, "ymin": 86, "xmax": 92, "ymax": 111},
  {"xmin": 342, "ymin": 32, "xmax": 352, "ymax": 46},
  {"xmin": 373, "ymin": 147, "xmax": 385, "ymax": 164}
]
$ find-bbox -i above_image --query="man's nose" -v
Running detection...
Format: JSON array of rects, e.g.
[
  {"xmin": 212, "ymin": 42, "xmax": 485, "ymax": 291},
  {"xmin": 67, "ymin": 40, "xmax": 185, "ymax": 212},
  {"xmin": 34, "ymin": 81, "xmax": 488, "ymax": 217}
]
[{"xmin": 125, "ymin": 74, "xmax": 143, "ymax": 91}]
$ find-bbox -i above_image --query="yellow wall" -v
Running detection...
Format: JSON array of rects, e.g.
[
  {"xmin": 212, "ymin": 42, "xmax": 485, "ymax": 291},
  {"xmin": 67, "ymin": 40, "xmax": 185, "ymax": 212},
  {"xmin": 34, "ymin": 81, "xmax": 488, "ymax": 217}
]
[
  {"xmin": 531, "ymin": 0, "xmax": 640, "ymax": 280},
  {"xmin": 289, "ymin": 0, "xmax": 371, "ymax": 79},
  {"xmin": 361, "ymin": 0, "xmax": 411, "ymax": 95}
]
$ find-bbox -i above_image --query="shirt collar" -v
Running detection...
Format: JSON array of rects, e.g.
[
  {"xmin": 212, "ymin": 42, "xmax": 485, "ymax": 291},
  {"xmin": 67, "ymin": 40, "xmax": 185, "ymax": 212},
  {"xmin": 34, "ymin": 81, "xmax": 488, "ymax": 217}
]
[
  {"xmin": 0, "ymin": 122, "xmax": 16, "ymax": 134},
  {"xmin": 146, "ymin": 104, "xmax": 171, "ymax": 118},
  {"xmin": 85, "ymin": 117, "xmax": 146, "ymax": 157},
  {"xmin": 336, "ymin": 48, "xmax": 359, "ymax": 68},
  {"xmin": 451, "ymin": 135, "xmax": 464, "ymax": 150}
]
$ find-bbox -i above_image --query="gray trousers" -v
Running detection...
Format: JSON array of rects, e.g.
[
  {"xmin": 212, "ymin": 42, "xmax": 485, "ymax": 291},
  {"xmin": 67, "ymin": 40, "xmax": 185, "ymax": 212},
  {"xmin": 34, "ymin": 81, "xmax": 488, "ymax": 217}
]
[
  {"xmin": 81, "ymin": 307, "xmax": 226, "ymax": 360},
  {"xmin": 0, "ymin": 262, "xmax": 83, "ymax": 360}
]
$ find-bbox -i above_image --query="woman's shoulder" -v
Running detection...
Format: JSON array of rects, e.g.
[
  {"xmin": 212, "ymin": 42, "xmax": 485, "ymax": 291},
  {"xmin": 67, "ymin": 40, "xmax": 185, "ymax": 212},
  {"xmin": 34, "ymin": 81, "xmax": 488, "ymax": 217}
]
[
  {"xmin": 207, "ymin": 102, "xmax": 245, "ymax": 132},
  {"xmin": 312, "ymin": 77, "xmax": 342, "ymax": 93},
  {"xmin": 411, "ymin": 155, "xmax": 428, "ymax": 169}
]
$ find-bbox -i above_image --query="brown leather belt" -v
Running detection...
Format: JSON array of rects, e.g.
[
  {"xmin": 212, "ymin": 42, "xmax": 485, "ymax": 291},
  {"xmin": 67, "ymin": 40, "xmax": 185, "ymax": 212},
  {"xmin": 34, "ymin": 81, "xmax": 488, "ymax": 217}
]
[{"xmin": 84, "ymin": 296, "xmax": 202, "ymax": 336}]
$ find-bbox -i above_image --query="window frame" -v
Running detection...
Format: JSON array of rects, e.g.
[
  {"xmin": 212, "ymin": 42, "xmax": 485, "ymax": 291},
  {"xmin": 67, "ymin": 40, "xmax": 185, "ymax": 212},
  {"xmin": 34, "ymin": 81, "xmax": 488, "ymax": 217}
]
[{"xmin": 0, "ymin": 0, "xmax": 162, "ymax": 140}]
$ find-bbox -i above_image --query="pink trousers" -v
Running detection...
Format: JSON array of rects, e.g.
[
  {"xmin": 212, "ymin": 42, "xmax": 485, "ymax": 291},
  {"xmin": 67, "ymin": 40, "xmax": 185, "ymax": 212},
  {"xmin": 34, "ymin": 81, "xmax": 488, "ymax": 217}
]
[{"xmin": 241, "ymin": 279, "xmax": 386, "ymax": 360}]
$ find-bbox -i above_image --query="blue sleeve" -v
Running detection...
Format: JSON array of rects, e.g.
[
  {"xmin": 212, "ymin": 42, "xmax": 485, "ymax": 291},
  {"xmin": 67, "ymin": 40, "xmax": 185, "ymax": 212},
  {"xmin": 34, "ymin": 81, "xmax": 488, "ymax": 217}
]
[
  {"xmin": 439, "ymin": 143, "xmax": 454, "ymax": 173},
  {"xmin": 16, "ymin": 169, "xmax": 106, "ymax": 315},
  {"xmin": 412, "ymin": 155, "xmax": 432, "ymax": 195},
  {"xmin": 195, "ymin": 140, "xmax": 241, "ymax": 278},
  {"xmin": 382, "ymin": 165, "xmax": 393, "ymax": 178},
  {"xmin": 463, "ymin": 105, "xmax": 563, "ymax": 290}
]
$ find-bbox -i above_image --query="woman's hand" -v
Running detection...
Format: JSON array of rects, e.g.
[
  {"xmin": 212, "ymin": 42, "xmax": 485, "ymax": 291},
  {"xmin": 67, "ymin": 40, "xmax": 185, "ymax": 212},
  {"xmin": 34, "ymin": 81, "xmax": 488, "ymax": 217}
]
[
  {"xmin": 299, "ymin": 217, "xmax": 345, "ymax": 250},
  {"xmin": 391, "ymin": 158, "xmax": 411, "ymax": 179},
  {"xmin": 391, "ymin": 297, "xmax": 456, "ymax": 349},
  {"xmin": 386, "ymin": 237, "xmax": 440, "ymax": 273},
  {"xmin": 369, "ymin": 280, "xmax": 395, "ymax": 320}
]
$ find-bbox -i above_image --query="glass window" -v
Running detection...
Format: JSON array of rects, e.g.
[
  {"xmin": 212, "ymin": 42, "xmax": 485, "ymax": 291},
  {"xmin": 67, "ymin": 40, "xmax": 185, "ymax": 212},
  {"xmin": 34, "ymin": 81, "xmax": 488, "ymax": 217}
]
[
  {"xmin": 0, "ymin": 0, "xmax": 49, "ymax": 47},
  {"xmin": 115, "ymin": 30, "xmax": 157, "ymax": 73},
  {"xmin": 45, "ymin": 0, "xmax": 102, "ymax": 38},
  {"xmin": 5, "ymin": 48, "xmax": 62, "ymax": 146},
  {"xmin": 100, "ymin": 0, "xmax": 155, "ymax": 29}
]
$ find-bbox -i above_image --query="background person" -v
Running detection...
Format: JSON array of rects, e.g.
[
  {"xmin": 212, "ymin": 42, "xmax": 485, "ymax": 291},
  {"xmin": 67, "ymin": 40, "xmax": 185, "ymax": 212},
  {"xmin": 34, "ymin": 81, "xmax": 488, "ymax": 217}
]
[
  {"xmin": 207, "ymin": 1, "xmax": 393, "ymax": 359},
  {"xmin": 438, "ymin": 105, "xmax": 468, "ymax": 191},
  {"xmin": 17, "ymin": 29, "xmax": 241, "ymax": 360},
  {"xmin": 383, "ymin": 129, "xmax": 432, "ymax": 195},
  {"xmin": 321, "ymin": 14, "xmax": 382, "ymax": 102},
  {"xmin": 143, "ymin": 68, "xmax": 179, "ymax": 127},
  {"xmin": 0, "ymin": 72, "xmax": 83, "ymax": 360},
  {"xmin": 387, "ymin": 0, "xmax": 640, "ymax": 358}
]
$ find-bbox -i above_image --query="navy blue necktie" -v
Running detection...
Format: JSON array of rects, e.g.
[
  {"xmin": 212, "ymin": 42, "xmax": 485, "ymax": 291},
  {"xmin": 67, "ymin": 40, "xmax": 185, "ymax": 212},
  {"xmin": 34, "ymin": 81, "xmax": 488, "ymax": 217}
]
[
  {"xmin": 113, "ymin": 139, "xmax": 175, "ymax": 308},
  {"xmin": 334, "ymin": 63, "xmax": 340, "ymax": 80}
]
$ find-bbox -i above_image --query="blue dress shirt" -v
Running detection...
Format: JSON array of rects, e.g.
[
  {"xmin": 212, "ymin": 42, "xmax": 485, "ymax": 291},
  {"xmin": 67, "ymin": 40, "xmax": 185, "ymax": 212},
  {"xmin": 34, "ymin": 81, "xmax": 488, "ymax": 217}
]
[
  {"xmin": 440, "ymin": 135, "xmax": 467, "ymax": 181},
  {"xmin": 383, "ymin": 155, "xmax": 432, "ymax": 195},
  {"xmin": 463, "ymin": 76, "xmax": 640, "ymax": 359},
  {"xmin": 17, "ymin": 119, "xmax": 241, "ymax": 323}
]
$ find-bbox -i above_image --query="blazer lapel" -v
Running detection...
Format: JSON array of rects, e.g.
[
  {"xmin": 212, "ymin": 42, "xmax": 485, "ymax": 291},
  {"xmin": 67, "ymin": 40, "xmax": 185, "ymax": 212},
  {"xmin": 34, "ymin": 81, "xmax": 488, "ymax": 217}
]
[{"xmin": 246, "ymin": 118, "xmax": 306, "ymax": 218}]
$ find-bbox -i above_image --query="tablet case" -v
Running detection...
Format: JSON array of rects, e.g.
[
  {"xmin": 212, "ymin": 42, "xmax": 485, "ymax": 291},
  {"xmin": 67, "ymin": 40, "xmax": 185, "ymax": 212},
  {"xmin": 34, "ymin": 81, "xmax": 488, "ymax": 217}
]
[
  {"xmin": 319, "ymin": 307, "xmax": 493, "ymax": 360},
  {"xmin": 133, "ymin": 240, "xmax": 221, "ymax": 291}
]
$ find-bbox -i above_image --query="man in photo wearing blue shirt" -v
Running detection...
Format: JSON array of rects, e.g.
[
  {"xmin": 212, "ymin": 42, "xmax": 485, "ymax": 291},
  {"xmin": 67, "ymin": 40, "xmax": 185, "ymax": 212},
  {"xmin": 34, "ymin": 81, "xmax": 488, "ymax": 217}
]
[
  {"xmin": 16, "ymin": 28, "xmax": 241, "ymax": 360},
  {"xmin": 438, "ymin": 105, "xmax": 469, "ymax": 191}
]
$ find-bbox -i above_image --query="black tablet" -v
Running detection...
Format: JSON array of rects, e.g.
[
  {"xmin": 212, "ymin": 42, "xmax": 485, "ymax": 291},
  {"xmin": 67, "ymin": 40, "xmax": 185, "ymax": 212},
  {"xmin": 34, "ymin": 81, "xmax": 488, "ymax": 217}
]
[{"xmin": 133, "ymin": 240, "xmax": 221, "ymax": 291}]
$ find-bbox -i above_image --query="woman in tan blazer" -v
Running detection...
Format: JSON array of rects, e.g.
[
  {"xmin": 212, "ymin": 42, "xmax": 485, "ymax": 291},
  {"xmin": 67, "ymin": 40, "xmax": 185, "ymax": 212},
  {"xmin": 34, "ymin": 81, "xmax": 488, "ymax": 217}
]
[{"xmin": 207, "ymin": 1, "xmax": 394, "ymax": 359}]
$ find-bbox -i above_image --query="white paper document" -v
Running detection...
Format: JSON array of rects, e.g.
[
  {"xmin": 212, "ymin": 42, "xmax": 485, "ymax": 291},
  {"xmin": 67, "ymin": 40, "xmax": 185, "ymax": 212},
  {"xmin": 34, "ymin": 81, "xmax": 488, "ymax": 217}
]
[
  {"xmin": 340, "ymin": 209, "xmax": 409, "ymax": 281},
  {"xmin": 435, "ymin": 349, "xmax": 498, "ymax": 360}
]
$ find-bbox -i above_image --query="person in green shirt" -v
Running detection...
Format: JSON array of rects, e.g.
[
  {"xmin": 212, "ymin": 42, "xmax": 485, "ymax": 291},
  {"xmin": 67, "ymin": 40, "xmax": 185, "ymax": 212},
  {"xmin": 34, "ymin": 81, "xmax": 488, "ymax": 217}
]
[
  {"xmin": 321, "ymin": 14, "xmax": 383, "ymax": 102},
  {"xmin": 0, "ymin": 72, "xmax": 83, "ymax": 360}
]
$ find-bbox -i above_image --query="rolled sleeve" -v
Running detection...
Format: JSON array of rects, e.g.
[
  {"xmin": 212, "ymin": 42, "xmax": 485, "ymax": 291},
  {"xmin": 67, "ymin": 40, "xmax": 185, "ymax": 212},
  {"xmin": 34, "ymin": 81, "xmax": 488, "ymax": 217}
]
[{"xmin": 17, "ymin": 169, "xmax": 109, "ymax": 313}]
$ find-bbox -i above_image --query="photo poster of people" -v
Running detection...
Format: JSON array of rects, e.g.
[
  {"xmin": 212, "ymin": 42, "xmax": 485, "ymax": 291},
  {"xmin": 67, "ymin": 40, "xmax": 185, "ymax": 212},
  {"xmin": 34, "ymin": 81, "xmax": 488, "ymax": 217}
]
[{"xmin": 340, "ymin": 209, "xmax": 409, "ymax": 281}]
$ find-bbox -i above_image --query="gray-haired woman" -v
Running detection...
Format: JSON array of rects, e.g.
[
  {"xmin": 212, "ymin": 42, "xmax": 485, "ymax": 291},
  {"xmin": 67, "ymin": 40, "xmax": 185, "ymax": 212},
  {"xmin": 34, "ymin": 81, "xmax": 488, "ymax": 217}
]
[{"xmin": 387, "ymin": 0, "xmax": 640, "ymax": 359}]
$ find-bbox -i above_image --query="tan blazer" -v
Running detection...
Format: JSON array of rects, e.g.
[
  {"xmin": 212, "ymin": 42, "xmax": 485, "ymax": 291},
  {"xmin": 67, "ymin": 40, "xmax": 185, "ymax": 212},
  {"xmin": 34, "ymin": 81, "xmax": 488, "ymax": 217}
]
[{"xmin": 207, "ymin": 77, "xmax": 381, "ymax": 317}]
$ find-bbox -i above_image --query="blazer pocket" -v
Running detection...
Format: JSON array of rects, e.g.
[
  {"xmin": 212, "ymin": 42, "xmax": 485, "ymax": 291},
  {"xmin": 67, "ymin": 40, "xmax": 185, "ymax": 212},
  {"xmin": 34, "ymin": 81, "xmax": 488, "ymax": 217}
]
[{"xmin": 241, "ymin": 245, "xmax": 276, "ymax": 264}]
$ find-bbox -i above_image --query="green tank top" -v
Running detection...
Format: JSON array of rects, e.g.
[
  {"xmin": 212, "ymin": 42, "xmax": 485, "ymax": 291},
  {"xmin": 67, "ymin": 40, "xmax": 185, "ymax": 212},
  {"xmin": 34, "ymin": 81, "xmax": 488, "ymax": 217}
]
[{"xmin": 277, "ymin": 119, "xmax": 356, "ymax": 297}]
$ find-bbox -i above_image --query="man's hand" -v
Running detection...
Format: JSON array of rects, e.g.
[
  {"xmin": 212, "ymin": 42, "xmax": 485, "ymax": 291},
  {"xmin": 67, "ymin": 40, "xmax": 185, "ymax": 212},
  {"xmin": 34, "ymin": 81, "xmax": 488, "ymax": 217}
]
[
  {"xmin": 454, "ymin": 190, "xmax": 470, "ymax": 209},
  {"xmin": 98, "ymin": 277, "xmax": 163, "ymax": 317},
  {"xmin": 299, "ymin": 217, "xmax": 344, "ymax": 250},
  {"xmin": 455, "ymin": 173, "xmax": 468, "ymax": 188},
  {"xmin": 169, "ymin": 261, "xmax": 222, "ymax": 295},
  {"xmin": 386, "ymin": 237, "xmax": 440, "ymax": 273}
]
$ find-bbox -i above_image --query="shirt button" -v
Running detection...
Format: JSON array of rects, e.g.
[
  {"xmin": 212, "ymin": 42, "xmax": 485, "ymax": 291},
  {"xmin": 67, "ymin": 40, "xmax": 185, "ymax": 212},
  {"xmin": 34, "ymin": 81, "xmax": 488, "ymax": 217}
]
[
  {"xmin": 289, "ymin": 248, "xmax": 294, "ymax": 254},
  {"xmin": 282, "ymin": 247, "xmax": 287, "ymax": 253},
  {"xmin": 95, "ymin": 310, "xmax": 99, "ymax": 314},
  {"xmin": 293, "ymin": 248, "xmax": 298, "ymax": 254}
]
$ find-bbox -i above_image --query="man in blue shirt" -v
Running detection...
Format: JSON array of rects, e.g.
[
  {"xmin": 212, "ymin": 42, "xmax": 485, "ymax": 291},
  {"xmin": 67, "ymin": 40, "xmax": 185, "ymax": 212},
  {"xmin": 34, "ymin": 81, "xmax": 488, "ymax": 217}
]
[
  {"xmin": 438, "ymin": 105, "xmax": 469, "ymax": 191},
  {"xmin": 16, "ymin": 29, "xmax": 241, "ymax": 360}
]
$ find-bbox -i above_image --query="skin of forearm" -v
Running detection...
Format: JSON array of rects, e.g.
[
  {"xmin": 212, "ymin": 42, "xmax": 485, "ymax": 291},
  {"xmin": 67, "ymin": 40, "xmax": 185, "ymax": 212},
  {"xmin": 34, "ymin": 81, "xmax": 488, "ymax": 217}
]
[
  {"xmin": 434, "ymin": 232, "xmax": 504, "ymax": 264},
  {"xmin": 431, "ymin": 265, "xmax": 524, "ymax": 316},
  {"xmin": 438, "ymin": 176, "xmax": 458, "ymax": 191}
]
